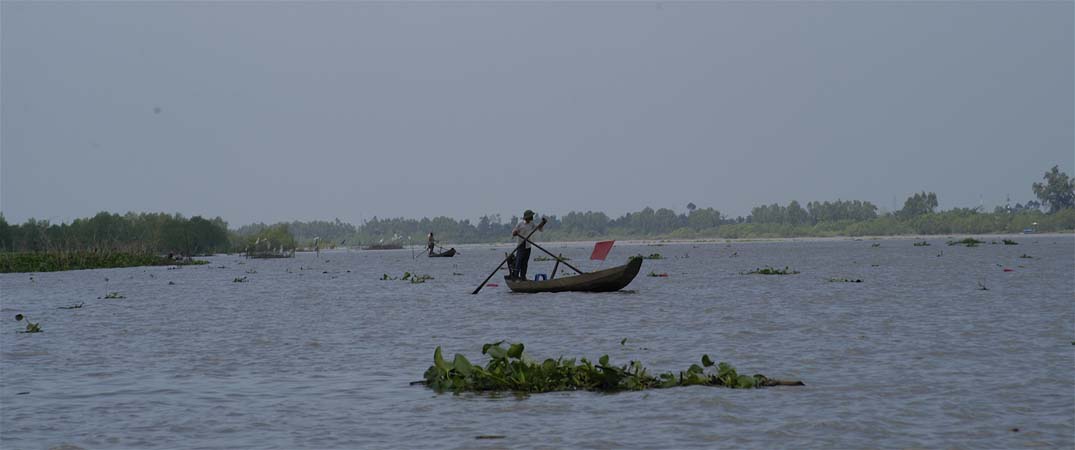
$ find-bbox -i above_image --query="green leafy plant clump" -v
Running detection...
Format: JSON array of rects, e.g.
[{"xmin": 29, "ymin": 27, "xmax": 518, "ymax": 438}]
[
  {"xmin": 827, "ymin": 277, "xmax": 863, "ymax": 283},
  {"xmin": 418, "ymin": 342, "xmax": 802, "ymax": 394},
  {"xmin": 382, "ymin": 272, "xmax": 434, "ymax": 283},
  {"xmin": 742, "ymin": 266, "xmax": 800, "ymax": 275},
  {"xmin": 1002, "ymin": 239, "xmax": 1018, "ymax": 245},
  {"xmin": 0, "ymin": 251, "xmax": 207, "ymax": 273},
  {"xmin": 632, "ymin": 253, "xmax": 664, "ymax": 260},
  {"xmin": 947, "ymin": 238, "xmax": 984, "ymax": 247}
]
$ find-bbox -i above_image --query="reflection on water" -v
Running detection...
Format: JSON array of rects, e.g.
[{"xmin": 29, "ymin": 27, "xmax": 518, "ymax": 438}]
[{"xmin": 2, "ymin": 237, "xmax": 1072, "ymax": 449}]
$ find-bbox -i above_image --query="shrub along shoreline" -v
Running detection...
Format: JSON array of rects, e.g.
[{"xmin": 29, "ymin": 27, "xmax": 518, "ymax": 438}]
[{"xmin": 0, "ymin": 251, "xmax": 207, "ymax": 273}]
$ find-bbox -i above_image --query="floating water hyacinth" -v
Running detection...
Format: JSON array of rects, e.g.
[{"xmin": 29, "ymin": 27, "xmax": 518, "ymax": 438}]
[
  {"xmin": 417, "ymin": 342, "xmax": 802, "ymax": 394},
  {"xmin": 913, "ymin": 241, "xmax": 931, "ymax": 246},
  {"xmin": 381, "ymin": 272, "xmax": 434, "ymax": 283},
  {"xmin": 947, "ymin": 238, "xmax": 983, "ymax": 247},
  {"xmin": 633, "ymin": 253, "xmax": 664, "ymax": 260},
  {"xmin": 742, "ymin": 266, "xmax": 799, "ymax": 275}
]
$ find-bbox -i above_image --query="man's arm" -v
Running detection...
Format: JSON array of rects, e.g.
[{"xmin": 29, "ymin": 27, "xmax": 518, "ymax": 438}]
[{"xmin": 537, "ymin": 217, "xmax": 547, "ymax": 231}]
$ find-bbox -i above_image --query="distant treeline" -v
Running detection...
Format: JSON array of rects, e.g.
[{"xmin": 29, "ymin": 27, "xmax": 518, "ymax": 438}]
[
  {"xmin": 4, "ymin": 167, "xmax": 1073, "ymax": 251},
  {"xmin": 4, "ymin": 200, "xmax": 1074, "ymax": 255},
  {"xmin": 0, "ymin": 212, "xmax": 230, "ymax": 255},
  {"xmin": 260, "ymin": 201, "xmax": 1073, "ymax": 246}
]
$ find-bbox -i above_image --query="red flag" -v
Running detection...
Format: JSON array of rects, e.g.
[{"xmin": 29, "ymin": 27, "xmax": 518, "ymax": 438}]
[{"xmin": 590, "ymin": 240, "xmax": 615, "ymax": 261}]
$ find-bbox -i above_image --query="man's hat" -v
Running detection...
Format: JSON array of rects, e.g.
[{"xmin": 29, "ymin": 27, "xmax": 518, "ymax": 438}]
[{"xmin": 523, "ymin": 210, "xmax": 535, "ymax": 219}]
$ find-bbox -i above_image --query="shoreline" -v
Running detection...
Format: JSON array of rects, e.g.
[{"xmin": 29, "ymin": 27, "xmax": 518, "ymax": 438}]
[
  {"xmin": 0, "ymin": 251, "xmax": 209, "ymax": 273},
  {"xmin": 328, "ymin": 231, "xmax": 1073, "ymax": 251}
]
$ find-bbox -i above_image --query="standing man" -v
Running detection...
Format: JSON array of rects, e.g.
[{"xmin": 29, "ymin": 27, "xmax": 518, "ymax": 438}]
[
  {"xmin": 427, "ymin": 233, "xmax": 436, "ymax": 256},
  {"xmin": 510, "ymin": 210, "xmax": 546, "ymax": 280}
]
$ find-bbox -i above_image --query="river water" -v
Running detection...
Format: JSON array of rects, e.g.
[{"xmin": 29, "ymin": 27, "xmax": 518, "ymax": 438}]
[{"xmin": 2, "ymin": 236, "xmax": 1072, "ymax": 449}]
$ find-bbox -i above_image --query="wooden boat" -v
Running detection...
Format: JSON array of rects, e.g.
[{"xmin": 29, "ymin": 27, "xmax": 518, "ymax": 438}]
[
  {"xmin": 504, "ymin": 257, "xmax": 642, "ymax": 293},
  {"xmin": 428, "ymin": 248, "xmax": 456, "ymax": 258}
]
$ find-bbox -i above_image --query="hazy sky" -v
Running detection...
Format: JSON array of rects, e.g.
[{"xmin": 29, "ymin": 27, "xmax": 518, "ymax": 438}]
[{"xmin": 2, "ymin": 1, "xmax": 1072, "ymax": 227}]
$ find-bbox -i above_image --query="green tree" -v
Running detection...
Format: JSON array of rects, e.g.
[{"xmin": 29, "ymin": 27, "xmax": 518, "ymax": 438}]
[
  {"xmin": 786, "ymin": 201, "xmax": 809, "ymax": 225},
  {"xmin": 898, "ymin": 192, "xmax": 938, "ymax": 219},
  {"xmin": 1031, "ymin": 165, "xmax": 1075, "ymax": 213},
  {"xmin": 0, "ymin": 214, "xmax": 10, "ymax": 251},
  {"xmin": 686, "ymin": 208, "xmax": 721, "ymax": 230}
]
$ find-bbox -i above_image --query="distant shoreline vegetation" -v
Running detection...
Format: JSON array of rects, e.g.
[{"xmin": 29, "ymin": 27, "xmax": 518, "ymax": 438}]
[
  {"xmin": 3, "ymin": 205, "xmax": 1071, "ymax": 257},
  {"xmin": 0, "ymin": 251, "xmax": 206, "ymax": 273},
  {"xmin": 2, "ymin": 167, "xmax": 1073, "ymax": 260}
]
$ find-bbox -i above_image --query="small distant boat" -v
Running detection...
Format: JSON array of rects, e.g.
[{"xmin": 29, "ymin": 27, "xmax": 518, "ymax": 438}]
[
  {"xmin": 428, "ymin": 248, "xmax": 456, "ymax": 258},
  {"xmin": 504, "ymin": 257, "xmax": 642, "ymax": 293}
]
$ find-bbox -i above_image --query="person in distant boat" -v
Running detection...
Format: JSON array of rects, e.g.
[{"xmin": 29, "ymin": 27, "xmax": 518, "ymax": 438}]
[
  {"xmin": 427, "ymin": 233, "xmax": 436, "ymax": 256},
  {"xmin": 510, "ymin": 210, "xmax": 546, "ymax": 280}
]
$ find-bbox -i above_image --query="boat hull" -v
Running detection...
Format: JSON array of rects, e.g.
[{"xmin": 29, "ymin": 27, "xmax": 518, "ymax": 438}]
[
  {"xmin": 428, "ymin": 248, "xmax": 456, "ymax": 258},
  {"xmin": 504, "ymin": 257, "xmax": 642, "ymax": 293}
]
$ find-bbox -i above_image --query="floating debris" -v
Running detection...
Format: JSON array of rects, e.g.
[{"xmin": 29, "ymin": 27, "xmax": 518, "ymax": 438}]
[
  {"xmin": 647, "ymin": 272, "xmax": 669, "ymax": 277},
  {"xmin": 871, "ymin": 243, "xmax": 881, "ymax": 248},
  {"xmin": 1002, "ymin": 239, "xmax": 1018, "ymax": 245},
  {"xmin": 232, "ymin": 276, "xmax": 248, "ymax": 283},
  {"xmin": 632, "ymin": 253, "xmax": 664, "ymax": 260},
  {"xmin": 1019, "ymin": 254, "xmax": 1034, "ymax": 259},
  {"xmin": 14, "ymin": 314, "xmax": 41, "ymax": 333},
  {"xmin": 828, "ymin": 278, "xmax": 863, "ymax": 283},
  {"xmin": 101, "ymin": 292, "xmax": 125, "ymax": 299},
  {"xmin": 947, "ymin": 238, "xmax": 983, "ymax": 247},
  {"xmin": 742, "ymin": 266, "xmax": 799, "ymax": 275},
  {"xmin": 382, "ymin": 272, "xmax": 434, "ymax": 283},
  {"xmin": 57, "ymin": 303, "xmax": 84, "ymax": 309},
  {"xmin": 977, "ymin": 281, "xmax": 989, "ymax": 291},
  {"xmin": 417, "ymin": 342, "xmax": 803, "ymax": 394}
]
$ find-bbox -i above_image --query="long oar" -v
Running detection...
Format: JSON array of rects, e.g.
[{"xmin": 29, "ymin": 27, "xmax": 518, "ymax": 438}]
[
  {"xmin": 517, "ymin": 235, "xmax": 585, "ymax": 275},
  {"xmin": 471, "ymin": 227, "xmax": 541, "ymax": 294}
]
